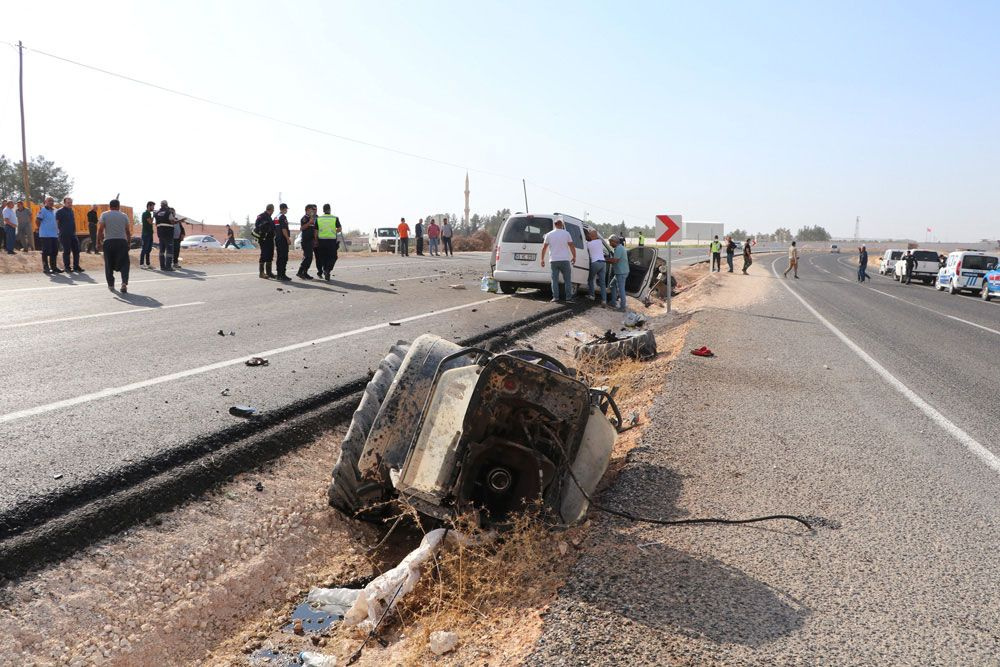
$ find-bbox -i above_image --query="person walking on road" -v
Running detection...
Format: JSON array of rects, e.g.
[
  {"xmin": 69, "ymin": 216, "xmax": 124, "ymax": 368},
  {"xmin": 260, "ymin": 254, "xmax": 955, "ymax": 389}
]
[
  {"xmin": 903, "ymin": 250, "xmax": 915, "ymax": 285},
  {"xmin": 154, "ymin": 200, "xmax": 175, "ymax": 270},
  {"xmin": 297, "ymin": 204, "xmax": 318, "ymax": 279},
  {"xmin": 15, "ymin": 201, "xmax": 34, "ymax": 252},
  {"xmin": 139, "ymin": 201, "xmax": 155, "ymax": 268},
  {"xmin": 725, "ymin": 235, "xmax": 736, "ymax": 272},
  {"xmin": 415, "ymin": 218, "xmax": 424, "ymax": 256},
  {"xmin": 710, "ymin": 235, "xmax": 722, "ymax": 272},
  {"xmin": 274, "ymin": 203, "xmax": 292, "ymax": 281},
  {"xmin": 255, "ymin": 204, "xmax": 276, "ymax": 279},
  {"xmin": 540, "ymin": 217, "xmax": 576, "ymax": 303},
  {"xmin": 441, "ymin": 218, "xmax": 453, "ymax": 256},
  {"xmin": 56, "ymin": 197, "xmax": 83, "ymax": 272},
  {"xmin": 316, "ymin": 204, "xmax": 340, "ymax": 281},
  {"xmin": 224, "ymin": 224, "xmax": 237, "ymax": 249},
  {"xmin": 397, "ymin": 217, "xmax": 410, "ymax": 257},
  {"xmin": 585, "ymin": 228, "xmax": 607, "ymax": 306},
  {"xmin": 858, "ymin": 245, "xmax": 871, "ymax": 282},
  {"xmin": 742, "ymin": 238, "xmax": 753, "ymax": 274},
  {"xmin": 171, "ymin": 210, "xmax": 184, "ymax": 268},
  {"xmin": 427, "ymin": 218, "xmax": 441, "ymax": 256},
  {"xmin": 98, "ymin": 199, "xmax": 131, "ymax": 292},
  {"xmin": 86, "ymin": 205, "xmax": 100, "ymax": 254},
  {"xmin": 607, "ymin": 235, "xmax": 630, "ymax": 311},
  {"xmin": 37, "ymin": 197, "xmax": 61, "ymax": 273},
  {"xmin": 783, "ymin": 240, "xmax": 799, "ymax": 278},
  {"xmin": 2, "ymin": 200, "xmax": 16, "ymax": 254}
]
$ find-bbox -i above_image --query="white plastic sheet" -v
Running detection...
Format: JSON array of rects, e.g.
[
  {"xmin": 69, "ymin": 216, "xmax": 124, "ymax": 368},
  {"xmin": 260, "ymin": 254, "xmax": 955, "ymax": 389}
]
[{"xmin": 305, "ymin": 587, "xmax": 361, "ymax": 617}]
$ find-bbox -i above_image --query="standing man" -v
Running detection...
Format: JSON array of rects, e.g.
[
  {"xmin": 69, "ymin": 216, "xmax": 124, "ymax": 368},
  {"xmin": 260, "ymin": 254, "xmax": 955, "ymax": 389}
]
[
  {"xmin": 139, "ymin": 201, "xmax": 155, "ymax": 268},
  {"xmin": 742, "ymin": 238, "xmax": 753, "ymax": 274},
  {"xmin": 427, "ymin": 218, "xmax": 441, "ymax": 256},
  {"xmin": 585, "ymin": 228, "xmax": 607, "ymax": 306},
  {"xmin": 97, "ymin": 199, "xmax": 131, "ymax": 292},
  {"xmin": 397, "ymin": 217, "xmax": 410, "ymax": 257},
  {"xmin": 57, "ymin": 197, "xmax": 83, "ymax": 272},
  {"xmin": 274, "ymin": 203, "xmax": 292, "ymax": 281},
  {"xmin": 2, "ymin": 201, "xmax": 16, "ymax": 254},
  {"xmin": 783, "ymin": 240, "xmax": 799, "ymax": 278},
  {"xmin": 415, "ymin": 218, "xmax": 424, "ymax": 256},
  {"xmin": 316, "ymin": 204, "xmax": 340, "ymax": 281},
  {"xmin": 606, "ymin": 235, "xmax": 630, "ymax": 311},
  {"xmin": 539, "ymin": 217, "xmax": 576, "ymax": 303},
  {"xmin": 858, "ymin": 245, "xmax": 870, "ymax": 283},
  {"xmin": 638, "ymin": 231, "xmax": 645, "ymax": 247},
  {"xmin": 441, "ymin": 217, "xmax": 453, "ymax": 256},
  {"xmin": 903, "ymin": 250, "xmax": 915, "ymax": 285},
  {"xmin": 297, "ymin": 204, "xmax": 317, "ymax": 279},
  {"xmin": 37, "ymin": 197, "xmax": 61, "ymax": 273},
  {"xmin": 86, "ymin": 205, "xmax": 100, "ymax": 254},
  {"xmin": 725, "ymin": 235, "xmax": 736, "ymax": 272},
  {"xmin": 154, "ymin": 199, "xmax": 175, "ymax": 271},
  {"xmin": 171, "ymin": 210, "xmax": 184, "ymax": 268},
  {"xmin": 255, "ymin": 204, "xmax": 276, "ymax": 279},
  {"xmin": 709, "ymin": 235, "xmax": 722, "ymax": 272},
  {"xmin": 224, "ymin": 224, "xmax": 237, "ymax": 249},
  {"xmin": 15, "ymin": 200, "xmax": 34, "ymax": 252}
]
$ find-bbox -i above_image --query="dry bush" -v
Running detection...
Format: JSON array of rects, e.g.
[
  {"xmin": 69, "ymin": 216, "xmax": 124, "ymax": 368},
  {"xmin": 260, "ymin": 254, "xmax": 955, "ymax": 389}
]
[
  {"xmin": 574, "ymin": 349, "xmax": 657, "ymax": 406},
  {"xmin": 452, "ymin": 230, "xmax": 495, "ymax": 252}
]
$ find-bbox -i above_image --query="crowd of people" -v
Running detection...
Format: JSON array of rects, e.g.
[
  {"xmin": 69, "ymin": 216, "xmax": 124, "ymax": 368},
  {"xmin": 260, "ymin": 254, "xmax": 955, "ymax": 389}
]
[{"xmin": 393, "ymin": 217, "xmax": 454, "ymax": 257}]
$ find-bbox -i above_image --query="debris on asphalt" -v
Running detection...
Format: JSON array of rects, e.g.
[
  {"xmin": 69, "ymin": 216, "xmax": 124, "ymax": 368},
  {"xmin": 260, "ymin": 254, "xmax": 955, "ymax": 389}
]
[
  {"xmin": 245, "ymin": 356, "xmax": 269, "ymax": 367},
  {"xmin": 481, "ymin": 275, "xmax": 499, "ymax": 292},
  {"xmin": 428, "ymin": 630, "xmax": 459, "ymax": 655},
  {"xmin": 691, "ymin": 346, "xmax": 714, "ymax": 357},
  {"xmin": 449, "ymin": 284, "xmax": 466, "ymax": 289},
  {"xmin": 229, "ymin": 331, "xmax": 236, "ymax": 336},
  {"xmin": 52, "ymin": 473, "xmax": 63, "ymax": 480},
  {"xmin": 217, "ymin": 329, "xmax": 226, "ymax": 336},
  {"xmin": 228, "ymin": 405, "xmax": 261, "ymax": 418},
  {"xmin": 471, "ymin": 308, "xmax": 478, "ymax": 312},
  {"xmin": 221, "ymin": 388, "xmax": 231, "ymax": 396},
  {"xmin": 389, "ymin": 321, "xmax": 401, "ymax": 326},
  {"xmin": 823, "ymin": 364, "xmax": 831, "ymax": 370}
]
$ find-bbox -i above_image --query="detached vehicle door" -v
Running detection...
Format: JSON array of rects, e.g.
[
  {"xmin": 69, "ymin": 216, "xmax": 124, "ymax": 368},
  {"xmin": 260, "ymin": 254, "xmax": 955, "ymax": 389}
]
[{"xmin": 624, "ymin": 246, "xmax": 659, "ymax": 299}]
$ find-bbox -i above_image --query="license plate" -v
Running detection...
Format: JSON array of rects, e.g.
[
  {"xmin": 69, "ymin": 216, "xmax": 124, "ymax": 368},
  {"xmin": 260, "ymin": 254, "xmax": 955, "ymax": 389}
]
[{"xmin": 514, "ymin": 253, "xmax": 536, "ymax": 261}]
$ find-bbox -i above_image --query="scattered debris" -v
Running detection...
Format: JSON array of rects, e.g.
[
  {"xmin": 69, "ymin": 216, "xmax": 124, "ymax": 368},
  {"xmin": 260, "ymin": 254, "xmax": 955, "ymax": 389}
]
[
  {"xmin": 255, "ymin": 481, "xmax": 264, "ymax": 492},
  {"xmin": 558, "ymin": 541, "xmax": 569, "ymax": 556},
  {"xmin": 823, "ymin": 364, "xmax": 831, "ymax": 370},
  {"xmin": 388, "ymin": 283, "xmax": 395, "ymax": 287},
  {"xmin": 389, "ymin": 322, "xmax": 401, "ymax": 326},
  {"xmin": 428, "ymin": 630, "xmax": 459, "ymax": 655},
  {"xmin": 229, "ymin": 330, "xmax": 236, "ymax": 336},
  {"xmin": 299, "ymin": 651, "xmax": 338, "ymax": 667},
  {"xmin": 623, "ymin": 311, "xmax": 646, "ymax": 328},
  {"xmin": 690, "ymin": 346, "xmax": 714, "ymax": 357},
  {"xmin": 217, "ymin": 329, "xmax": 226, "ymax": 336},
  {"xmin": 480, "ymin": 275, "xmax": 499, "ymax": 293},
  {"xmin": 228, "ymin": 405, "xmax": 261, "ymax": 418},
  {"xmin": 306, "ymin": 587, "xmax": 360, "ymax": 618},
  {"xmin": 245, "ymin": 356, "xmax": 269, "ymax": 367},
  {"xmin": 449, "ymin": 284, "xmax": 466, "ymax": 289},
  {"xmin": 292, "ymin": 619, "xmax": 304, "ymax": 635},
  {"xmin": 471, "ymin": 308, "xmax": 478, "ymax": 312},
  {"xmin": 628, "ymin": 411, "xmax": 640, "ymax": 426},
  {"xmin": 52, "ymin": 473, "xmax": 63, "ymax": 480},
  {"xmin": 575, "ymin": 329, "xmax": 657, "ymax": 361},
  {"xmin": 220, "ymin": 388, "xmax": 231, "ymax": 396}
]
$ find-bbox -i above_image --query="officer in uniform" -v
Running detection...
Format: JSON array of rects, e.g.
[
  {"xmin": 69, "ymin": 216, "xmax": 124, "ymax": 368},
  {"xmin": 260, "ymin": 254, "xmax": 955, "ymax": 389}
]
[
  {"xmin": 274, "ymin": 203, "xmax": 292, "ymax": 281},
  {"xmin": 709, "ymin": 235, "xmax": 722, "ymax": 272},
  {"xmin": 297, "ymin": 204, "xmax": 318, "ymax": 279},
  {"xmin": 256, "ymin": 204, "xmax": 276, "ymax": 279},
  {"xmin": 316, "ymin": 203, "xmax": 340, "ymax": 281}
]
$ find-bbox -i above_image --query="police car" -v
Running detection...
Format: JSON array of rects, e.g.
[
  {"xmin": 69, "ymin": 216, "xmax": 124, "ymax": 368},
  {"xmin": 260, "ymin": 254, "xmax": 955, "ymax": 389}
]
[
  {"xmin": 981, "ymin": 262, "xmax": 1000, "ymax": 301},
  {"xmin": 935, "ymin": 250, "xmax": 999, "ymax": 295}
]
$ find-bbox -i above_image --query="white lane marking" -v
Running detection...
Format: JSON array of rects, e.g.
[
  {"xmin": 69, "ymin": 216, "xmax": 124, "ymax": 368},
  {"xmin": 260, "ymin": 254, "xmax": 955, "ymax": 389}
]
[
  {"xmin": 0, "ymin": 260, "xmax": 441, "ymax": 295},
  {"xmin": 863, "ymin": 286, "xmax": 1000, "ymax": 336},
  {"xmin": 0, "ymin": 295, "xmax": 511, "ymax": 424},
  {"xmin": 0, "ymin": 302, "xmax": 205, "ymax": 330},
  {"xmin": 770, "ymin": 257, "xmax": 1000, "ymax": 476}
]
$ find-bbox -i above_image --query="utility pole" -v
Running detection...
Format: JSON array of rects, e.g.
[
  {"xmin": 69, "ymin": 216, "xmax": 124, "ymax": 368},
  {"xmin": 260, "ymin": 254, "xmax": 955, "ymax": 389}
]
[
  {"xmin": 18, "ymin": 41, "xmax": 31, "ymax": 203},
  {"xmin": 854, "ymin": 216, "xmax": 860, "ymax": 242},
  {"xmin": 521, "ymin": 179, "xmax": 529, "ymax": 213}
]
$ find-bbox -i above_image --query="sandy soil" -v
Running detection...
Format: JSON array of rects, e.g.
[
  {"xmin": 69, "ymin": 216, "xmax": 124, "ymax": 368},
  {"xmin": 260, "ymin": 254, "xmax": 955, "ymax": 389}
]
[{"xmin": 0, "ymin": 263, "xmax": 770, "ymax": 667}]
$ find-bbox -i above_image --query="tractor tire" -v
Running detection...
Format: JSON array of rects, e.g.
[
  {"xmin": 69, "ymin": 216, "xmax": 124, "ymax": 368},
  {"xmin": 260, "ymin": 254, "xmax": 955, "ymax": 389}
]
[
  {"xmin": 574, "ymin": 329, "xmax": 657, "ymax": 362},
  {"xmin": 328, "ymin": 342, "xmax": 409, "ymax": 518}
]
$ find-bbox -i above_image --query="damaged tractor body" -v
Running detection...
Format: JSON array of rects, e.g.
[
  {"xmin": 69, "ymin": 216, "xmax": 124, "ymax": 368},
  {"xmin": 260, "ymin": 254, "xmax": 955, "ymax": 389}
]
[{"xmin": 329, "ymin": 334, "xmax": 617, "ymax": 526}]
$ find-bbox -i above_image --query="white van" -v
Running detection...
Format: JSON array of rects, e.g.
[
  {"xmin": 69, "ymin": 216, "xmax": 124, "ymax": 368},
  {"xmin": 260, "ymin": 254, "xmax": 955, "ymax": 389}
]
[
  {"xmin": 936, "ymin": 250, "xmax": 999, "ymax": 294},
  {"xmin": 369, "ymin": 227, "xmax": 399, "ymax": 252},
  {"xmin": 878, "ymin": 249, "xmax": 904, "ymax": 275},
  {"xmin": 491, "ymin": 212, "xmax": 657, "ymax": 299}
]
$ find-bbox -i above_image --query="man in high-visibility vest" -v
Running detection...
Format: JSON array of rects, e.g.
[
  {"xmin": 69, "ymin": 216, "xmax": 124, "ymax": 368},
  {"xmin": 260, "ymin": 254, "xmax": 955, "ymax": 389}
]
[
  {"xmin": 316, "ymin": 203, "xmax": 341, "ymax": 281},
  {"xmin": 709, "ymin": 235, "xmax": 722, "ymax": 272},
  {"xmin": 638, "ymin": 231, "xmax": 645, "ymax": 247}
]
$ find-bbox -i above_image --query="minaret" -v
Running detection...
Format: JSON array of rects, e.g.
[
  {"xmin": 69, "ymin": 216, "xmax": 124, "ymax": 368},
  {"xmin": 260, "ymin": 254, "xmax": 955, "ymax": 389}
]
[{"xmin": 464, "ymin": 172, "xmax": 470, "ymax": 228}]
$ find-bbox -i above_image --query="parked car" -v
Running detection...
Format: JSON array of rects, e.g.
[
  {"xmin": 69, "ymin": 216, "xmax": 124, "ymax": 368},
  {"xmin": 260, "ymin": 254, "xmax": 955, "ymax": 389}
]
[
  {"xmin": 830, "ymin": 244, "xmax": 840, "ymax": 253},
  {"xmin": 226, "ymin": 238, "xmax": 256, "ymax": 250},
  {"xmin": 878, "ymin": 249, "xmax": 904, "ymax": 275},
  {"xmin": 981, "ymin": 262, "xmax": 1000, "ymax": 301},
  {"xmin": 369, "ymin": 227, "xmax": 399, "ymax": 252},
  {"xmin": 490, "ymin": 212, "xmax": 657, "ymax": 299},
  {"xmin": 935, "ymin": 250, "xmax": 999, "ymax": 295},
  {"xmin": 893, "ymin": 249, "xmax": 940, "ymax": 284},
  {"xmin": 180, "ymin": 234, "xmax": 223, "ymax": 250}
]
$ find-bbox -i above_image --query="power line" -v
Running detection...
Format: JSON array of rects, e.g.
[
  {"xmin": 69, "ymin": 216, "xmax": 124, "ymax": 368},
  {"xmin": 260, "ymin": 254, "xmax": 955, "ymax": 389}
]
[{"xmin": 2, "ymin": 39, "xmax": 650, "ymax": 223}]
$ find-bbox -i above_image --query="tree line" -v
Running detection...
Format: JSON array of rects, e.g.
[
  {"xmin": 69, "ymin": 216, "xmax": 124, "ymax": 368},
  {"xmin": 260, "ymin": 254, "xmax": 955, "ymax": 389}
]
[{"xmin": 0, "ymin": 155, "xmax": 74, "ymax": 202}]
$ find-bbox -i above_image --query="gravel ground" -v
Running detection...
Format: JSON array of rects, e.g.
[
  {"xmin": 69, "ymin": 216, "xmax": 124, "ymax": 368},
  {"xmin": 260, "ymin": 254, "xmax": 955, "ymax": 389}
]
[{"xmin": 527, "ymin": 270, "xmax": 1000, "ymax": 665}]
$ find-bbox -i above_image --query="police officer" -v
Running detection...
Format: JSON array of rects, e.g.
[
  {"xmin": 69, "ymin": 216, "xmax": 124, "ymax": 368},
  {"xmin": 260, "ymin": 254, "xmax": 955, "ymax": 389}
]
[
  {"xmin": 316, "ymin": 204, "xmax": 341, "ymax": 281},
  {"xmin": 274, "ymin": 203, "xmax": 292, "ymax": 281},
  {"xmin": 154, "ymin": 200, "xmax": 175, "ymax": 271},
  {"xmin": 296, "ymin": 204, "xmax": 318, "ymax": 280},
  {"xmin": 709, "ymin": 235, "xmax": 722, "ymax": 272},
  {"xmin": 903, "ymin": 250, "xmax": 915, "ymax": 285},
  {"xmin": 256, "ymin": 204, "xmax": 276, "ymax": 279}
]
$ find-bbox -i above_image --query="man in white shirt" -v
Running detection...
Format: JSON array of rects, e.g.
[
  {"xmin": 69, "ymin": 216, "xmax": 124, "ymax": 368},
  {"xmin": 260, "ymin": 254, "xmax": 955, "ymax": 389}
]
[
  {"xmin": 540, "ymin": 218, "xmax": 577, "ymax": 302},
  {"xmin": 783, "ymin": 241, "xmax": 799, "ymax": 279},
  {"xmin": 2, "ymin": 200, "xmax": 17, "ymax": 254}
]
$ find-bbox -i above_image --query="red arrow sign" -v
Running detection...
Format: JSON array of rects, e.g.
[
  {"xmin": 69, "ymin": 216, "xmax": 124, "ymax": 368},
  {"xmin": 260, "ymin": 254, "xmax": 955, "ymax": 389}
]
[{"xmin": 655, "ymin": 214, "xmax": 682, "ymax": 242}]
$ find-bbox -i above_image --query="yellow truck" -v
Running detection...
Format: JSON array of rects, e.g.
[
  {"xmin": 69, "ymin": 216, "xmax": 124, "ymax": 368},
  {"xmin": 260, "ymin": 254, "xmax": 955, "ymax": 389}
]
[{"xmin": 30, "ymin": 203, "xmax": 135, "ymax": 252}]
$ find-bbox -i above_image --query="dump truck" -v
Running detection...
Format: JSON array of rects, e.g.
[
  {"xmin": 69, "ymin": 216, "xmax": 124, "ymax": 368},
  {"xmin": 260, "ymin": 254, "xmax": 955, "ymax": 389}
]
[
  {"xmin": 328, "ymin": 334, "xmax": 620, "ymax": 526},
  {"xmin": 28, "ymin": 202, "xmax": 135, "ymax": 252}
]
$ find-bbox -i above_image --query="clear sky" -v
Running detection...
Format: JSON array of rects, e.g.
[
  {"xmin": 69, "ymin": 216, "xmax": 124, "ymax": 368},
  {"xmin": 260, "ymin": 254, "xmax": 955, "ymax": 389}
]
[{"xmin": 2, "ymin": 0, "xmax": 997, "ymax": 241}]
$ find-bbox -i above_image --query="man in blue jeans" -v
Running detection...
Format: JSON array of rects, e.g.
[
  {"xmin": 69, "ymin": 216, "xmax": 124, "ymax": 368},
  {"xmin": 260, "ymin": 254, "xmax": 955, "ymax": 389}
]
[
  {"xmin": 540, "ymin": 217, "xmax": 576, "ymax": 302},
  {"xmin": 607, "ymin": 235, "xmax": 630, "ymax": 311}
]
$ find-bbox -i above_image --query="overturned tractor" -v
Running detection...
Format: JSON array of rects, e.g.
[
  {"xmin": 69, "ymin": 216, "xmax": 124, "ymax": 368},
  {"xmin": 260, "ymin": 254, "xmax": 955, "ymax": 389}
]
[{"xmin": 328, "ymin": 334, "xmax": 620, "ymax": 526}]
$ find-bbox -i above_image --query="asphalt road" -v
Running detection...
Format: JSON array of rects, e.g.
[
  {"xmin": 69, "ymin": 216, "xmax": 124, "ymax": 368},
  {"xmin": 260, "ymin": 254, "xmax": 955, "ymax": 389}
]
[
  {"xmin": 530, "ymin": 251, "xmax": 1000, "ymax": 664},
  {"xmin": 0, "ymin": 249, "xmax": 718, "ymax": 539}
]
